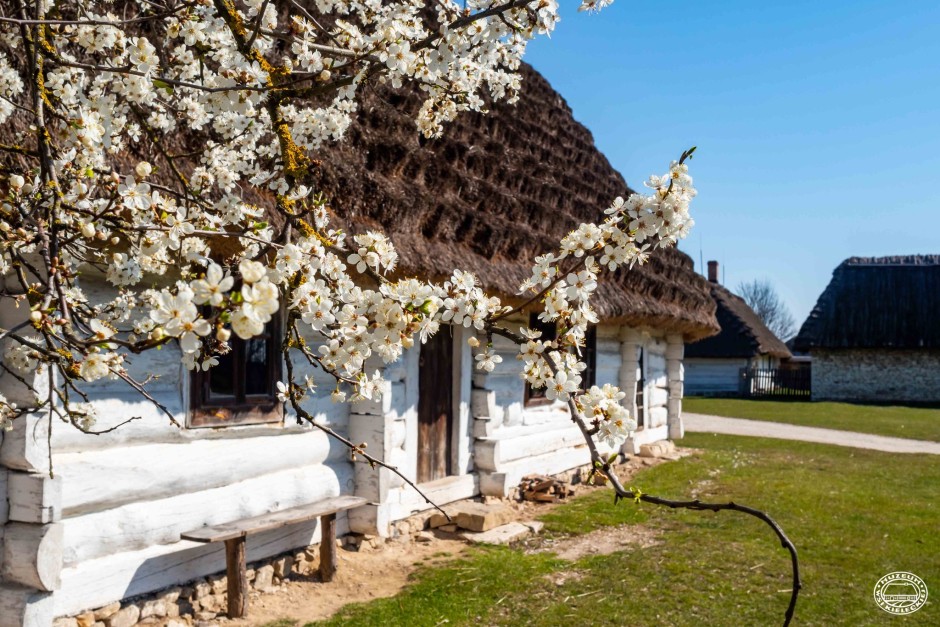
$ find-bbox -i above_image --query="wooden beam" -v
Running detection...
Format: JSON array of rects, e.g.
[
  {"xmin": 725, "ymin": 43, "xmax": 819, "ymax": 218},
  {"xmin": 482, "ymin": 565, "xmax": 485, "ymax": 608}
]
[
  {"xmin": 224, "ymin": 537, "xmax": 247, "ymax": 618},
  {"xmin": 181, "ymin": 495, "xmax": 366, "ymax": 543},
  {"xmin": 319, "ymin": 512, "xmax": 337, "ymax": 583},
  {"xmin": 1, "ymin": 522, "xmax": 63, "ymax": 591}
]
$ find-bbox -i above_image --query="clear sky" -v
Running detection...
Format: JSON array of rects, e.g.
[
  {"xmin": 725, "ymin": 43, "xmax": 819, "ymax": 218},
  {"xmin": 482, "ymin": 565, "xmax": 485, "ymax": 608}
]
[{"xmin": 525, "ymin": 0, "xmax": 940, "ymax": 331}]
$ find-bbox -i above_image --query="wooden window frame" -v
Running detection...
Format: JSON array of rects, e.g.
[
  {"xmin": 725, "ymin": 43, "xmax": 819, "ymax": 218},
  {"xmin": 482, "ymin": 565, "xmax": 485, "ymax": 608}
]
[
  {"xmin": 582, "ymin": 325, "xmax": 598, "ymax": 390},
  {"xmin": 189, "ymin": 316, "xmax": 284, "ymax": 428},
  {"xmin": 635, "ymin": 347, "xmax": 646, "ymax": 429},
  {"xmin": 524, "ymin": 312, "xmax": 558, "ymax": 408}
]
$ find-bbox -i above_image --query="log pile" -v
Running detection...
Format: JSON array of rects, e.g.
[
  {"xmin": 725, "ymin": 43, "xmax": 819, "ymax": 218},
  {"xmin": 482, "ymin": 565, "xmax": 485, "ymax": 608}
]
[{"xmin": 519, "ymin": 475, "xmax": 573, "ymax": 502}]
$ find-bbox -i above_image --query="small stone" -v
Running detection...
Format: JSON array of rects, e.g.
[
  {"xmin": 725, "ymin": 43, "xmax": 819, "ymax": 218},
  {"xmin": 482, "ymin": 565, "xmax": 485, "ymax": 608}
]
[
  {"xmin": 140, "ymin": 599, "xmax": 167, "ymax": 619},
  {"xmin": 76, "ymin": 611, "xmax": 96, "ymax": 627},
  {"xmin": 166, "ymin": 620, "xmax": 189, "ymax": 627},
  {"xmin": 194, "ymin": 610, "xmax": 218, "ymax": 621},
  {"xmin": 461, "ymin": 522, "xmax": 532, "ymax": 546},
  {"xmin": 209, "ymin": 576, "xmax": 227, "ymax": 595},
  {"xmin": 454, "ymin": 503, "xmax": 515, "ymax": 532},
  {"xmin": 253, "ymin": 565, "xmax": 275, "ymax": 591},
  {"xmin": 105, "ymin": 605, "xmax": 140, "ymax": 627},
  {"xmin": 199, "ymin": 594, "xmax": 222, "ymax": 613},
  {"xmin": 439, "ymin": 524, "xmax": 458, "ymax": 533},
  {"xmin": 193, "ymin": 582, "xmax": 212, "ymax": 599},
  {"xmin": 94, "ymin": 603, "xmax": 121, "ymax": 621},
  {"xmin": 92, "ymin": 623, "xmax": 106, "ymax": 627},
  {"xmin": 415, "ymin": 531, "xmax": 434, "ymax": 543},
  {"xmin": 161, "ymin": 587, "xmax": 183, "ymax": 605},
  {"xmin": 522, "ymin": 520, "xmax": 545, "ymax": 534},
  {"xmin": 304, "ymin": 547, "xmax": 319, "ymax": 560},
  {"xmin": 52, "ymin": 619, "xmax": 78, "ymax": 627},
  {"xmin": 166, "ymin": 603, "xmax": 181, "ymax": 618},
  {"xmin": 273, "ymin": 555, "xmax": 294, "ymax": 579},
  {"xmin": 135, "ymin": 619, "xmax": 161, "ymax": 626},
  {"xmin": 245, "ymin": 568, "xmax": 256, "ymax": 582}
]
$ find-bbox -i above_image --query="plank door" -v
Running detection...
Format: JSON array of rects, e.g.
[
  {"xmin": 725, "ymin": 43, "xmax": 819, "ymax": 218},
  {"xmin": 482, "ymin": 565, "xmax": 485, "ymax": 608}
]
[{"xmin": 417, "ymin": 330, "xmax": 454, "ymax": 483}]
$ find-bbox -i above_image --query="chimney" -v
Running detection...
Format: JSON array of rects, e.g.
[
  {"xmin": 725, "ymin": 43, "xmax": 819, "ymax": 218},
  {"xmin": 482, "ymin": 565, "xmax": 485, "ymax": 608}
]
[{"xmin": 707, "ymin": 260, "xmax": 719, "ymax": 283}]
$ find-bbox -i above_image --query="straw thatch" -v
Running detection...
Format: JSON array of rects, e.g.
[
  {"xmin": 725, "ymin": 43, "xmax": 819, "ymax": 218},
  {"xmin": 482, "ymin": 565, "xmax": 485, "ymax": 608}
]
[
  {"xmin": 312, "ymin": 64, "xmax": 718, "ymax": 339},
  {"xmin": 794, "ymin": 255, "xmax": 940, "ymax": 350},
  {"xmin": 685, "ymin": 282, "xmax": 791, "ymax": 359}
]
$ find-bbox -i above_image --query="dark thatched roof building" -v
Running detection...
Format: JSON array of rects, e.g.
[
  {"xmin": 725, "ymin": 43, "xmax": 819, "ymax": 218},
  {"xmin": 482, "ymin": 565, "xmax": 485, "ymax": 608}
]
[
  {"xmin": 314, "ymin": 64, "xmax": 719, "ymax": 341},
  {"xmin": 684, "ymin": 262, "xmax": 791, "ymax": 395},
  {"xmin": 794, "ymin": 255, "xmax": 940, "ymax": 402}
]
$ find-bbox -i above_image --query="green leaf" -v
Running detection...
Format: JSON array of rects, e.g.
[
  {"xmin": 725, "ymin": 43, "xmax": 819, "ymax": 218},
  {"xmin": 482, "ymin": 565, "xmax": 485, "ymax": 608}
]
[{"xmin": 152, "ymin": 79, "xmax": 174, "ymax": 94}]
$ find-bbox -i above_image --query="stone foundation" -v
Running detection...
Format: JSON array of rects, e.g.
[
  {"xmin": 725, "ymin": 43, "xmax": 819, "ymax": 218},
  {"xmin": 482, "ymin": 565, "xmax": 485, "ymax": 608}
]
[{"xmin": 811, "ymin": 348, "xmax": 940, "ymax": 402}]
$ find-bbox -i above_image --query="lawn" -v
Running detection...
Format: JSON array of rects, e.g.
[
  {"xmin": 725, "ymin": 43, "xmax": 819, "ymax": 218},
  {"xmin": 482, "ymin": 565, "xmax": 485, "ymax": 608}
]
[
  {"xmin": 296, "ymin": 434, "xmax": 938, "ymax": 626},
  {"xmin": 684, "ymin": 397, "xmax": 940, "ymax": 442}
]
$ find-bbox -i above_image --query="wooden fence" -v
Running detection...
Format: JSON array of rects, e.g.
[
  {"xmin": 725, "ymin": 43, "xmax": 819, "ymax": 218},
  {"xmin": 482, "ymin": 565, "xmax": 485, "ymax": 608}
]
[{"xmin": 739, "ymin": 365, "xmax": 811, "ymax": 399}]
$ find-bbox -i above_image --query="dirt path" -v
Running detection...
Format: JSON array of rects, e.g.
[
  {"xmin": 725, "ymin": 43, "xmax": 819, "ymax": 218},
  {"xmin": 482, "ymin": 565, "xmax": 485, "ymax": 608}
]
[{"xmin": 684, "ymin": 412, "xmax": 940, "ymax": 454}]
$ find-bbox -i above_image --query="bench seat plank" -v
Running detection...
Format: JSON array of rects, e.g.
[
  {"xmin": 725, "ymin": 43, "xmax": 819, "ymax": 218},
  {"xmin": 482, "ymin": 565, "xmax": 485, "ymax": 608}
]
[{"xmin": 181, "ymin": 495, "xmax": 367, "ymax": 543}]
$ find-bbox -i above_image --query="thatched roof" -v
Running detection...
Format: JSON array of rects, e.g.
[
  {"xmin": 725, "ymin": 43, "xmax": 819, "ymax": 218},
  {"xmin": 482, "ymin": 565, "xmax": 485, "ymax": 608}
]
[
  {"xmin": 794, "ymin": 255, "xmax": 940, "ymax": 350},
  {"xmin": 685, "ymin": 282, "xmax": 791, "ymax": 359},
  {"xmin": 313, "ymin": 64, "xmax": 718, "ymax": 340}
]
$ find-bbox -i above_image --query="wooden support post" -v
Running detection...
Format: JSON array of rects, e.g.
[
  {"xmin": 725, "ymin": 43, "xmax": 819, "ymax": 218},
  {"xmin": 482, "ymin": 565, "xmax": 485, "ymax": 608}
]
[
  {"xmin": 319, "ymin": 512, "xmax": 337, "ymax": 582},
  {"xmin": 224, "ymin": 537, "xmax": 247, "ymax": 619}
]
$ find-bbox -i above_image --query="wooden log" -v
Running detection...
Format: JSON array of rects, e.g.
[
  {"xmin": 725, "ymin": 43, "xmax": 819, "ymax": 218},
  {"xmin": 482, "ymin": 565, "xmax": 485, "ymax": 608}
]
[
  {"xmin": 224, "ymin": 537, "xmax": 248, "ymax": 618},
  {"xmin": 8, "ymin": 472, "xmax": 62, "ymax": 523},
  {"xmin": 0, "ymin": 585, "xmax": 55, "ymax": 627},
  {"xmin": 0, "ymin": 412, "xmax": 50, "ymax": 473},
  {"xmin": 56, "ymin": 430, "xmax": 335, "ymax": 517},
  {"xmin": 61, "ymin": 463, "xmax": 353, "ymax": 566},
  {"xmin": 474, "ymin": 425, "xmax": 584, "ymax": 471},
  {"xmin": 319, "ymin": 512, "xmax": 337, "ymax": 583},
  {"xmin": 1, "ymin": 522, "xmax": 63, "ymax": 591}
]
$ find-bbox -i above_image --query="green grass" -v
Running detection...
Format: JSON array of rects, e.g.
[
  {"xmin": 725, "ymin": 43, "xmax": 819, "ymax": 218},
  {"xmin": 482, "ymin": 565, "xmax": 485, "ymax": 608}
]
[
  {"xmin": 684, "ymin": 397, "xmax": 940, "ymax": 442},
  {"xmin": 308, "ymin": 434, "xmax": 938, "ymax": 626}
]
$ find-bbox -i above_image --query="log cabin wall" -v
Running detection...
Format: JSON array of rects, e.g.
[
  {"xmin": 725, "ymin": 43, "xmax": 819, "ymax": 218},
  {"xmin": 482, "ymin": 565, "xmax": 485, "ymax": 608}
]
[{"xmin": 0, "ymin": 278, "xmax": 356, "ymax": 621}]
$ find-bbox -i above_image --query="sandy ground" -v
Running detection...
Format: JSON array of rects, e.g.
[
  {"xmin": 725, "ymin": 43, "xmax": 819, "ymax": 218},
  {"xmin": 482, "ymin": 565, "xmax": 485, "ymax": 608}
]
[
  {"xmin": 228, "ymin": 536, "xmax": 469, "ymax": 626},
  {"xmin": 225, "ymin": 454, "xmax": 682, "ymax": 626},
  {"xmin": 684, "ymin": 412, "xmax": 940, "ymax": 454}
]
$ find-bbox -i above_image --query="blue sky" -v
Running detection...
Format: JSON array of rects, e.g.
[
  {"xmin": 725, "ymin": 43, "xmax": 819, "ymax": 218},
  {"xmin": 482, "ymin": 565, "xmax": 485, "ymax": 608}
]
[{"xmin": 526, "ymin": 0, "xmax": 940, "ymax": 330}]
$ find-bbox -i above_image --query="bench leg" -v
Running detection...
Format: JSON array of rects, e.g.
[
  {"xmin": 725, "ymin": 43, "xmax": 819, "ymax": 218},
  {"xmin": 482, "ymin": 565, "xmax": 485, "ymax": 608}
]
[
  {"xmin": 319, "ymin": 512, "xmax": 337, "ymax": 582},
  {"xmin": 224, "ymin": 537, "xmax": 248, "ymax": 618}
]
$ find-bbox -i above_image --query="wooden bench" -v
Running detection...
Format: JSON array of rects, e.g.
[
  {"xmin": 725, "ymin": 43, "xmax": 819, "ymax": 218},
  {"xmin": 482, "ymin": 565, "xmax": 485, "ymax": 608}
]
[{"xmin": 181, "ymin": 495, "xmax": 367, "ymax": 618}]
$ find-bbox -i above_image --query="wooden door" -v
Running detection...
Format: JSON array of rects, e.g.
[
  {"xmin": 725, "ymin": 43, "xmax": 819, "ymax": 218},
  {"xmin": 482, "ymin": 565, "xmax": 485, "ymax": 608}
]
[{"xmin": 417, "ymin": 330, "xmax": 453, "ymax": 483}]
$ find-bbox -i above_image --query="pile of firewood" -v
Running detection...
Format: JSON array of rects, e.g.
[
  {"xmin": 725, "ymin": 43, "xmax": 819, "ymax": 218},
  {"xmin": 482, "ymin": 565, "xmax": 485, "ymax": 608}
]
[{"xmin": 519, "ymin": 475, "xmax": 574, "ymax": 502}]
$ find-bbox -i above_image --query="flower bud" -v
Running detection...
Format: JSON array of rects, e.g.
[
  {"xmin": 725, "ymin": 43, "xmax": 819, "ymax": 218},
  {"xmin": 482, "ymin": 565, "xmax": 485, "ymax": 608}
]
[
  {"xmin": 9, "ymin": 174, "xmax": 24, "ymax": 191},
  {"xmin": 135, "ymin": 161, "xmax": 152, "ymax": 179},
  {"xmin": 150, "ymin": 327, "xmax": 165, "ymax": 341},
  {"xmin": 29, "ymin": 310, "xmax": 42, "ymax": 324},
  {"xmin": 216, "ymin": 327, "xmax": 231, "ymax": 342},
  {"xmin": 468, "ymin": 336, "xmax": 480, "ymax": 348},
  {"xmin": 319, "ymin": 69, "xmax": 331, "ymax": 82},
  {"xmin": 80, "ymin": 222, "xmax": 96, "ymax": 238}
]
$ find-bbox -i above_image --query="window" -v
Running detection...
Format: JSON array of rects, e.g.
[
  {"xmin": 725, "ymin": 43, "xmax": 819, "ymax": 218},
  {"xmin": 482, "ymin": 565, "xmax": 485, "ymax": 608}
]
[
  {"xmin": 190, "ymin": 317, "xmax": 283, "ymax": 428},
  {"xmin": 524, "ymin": 311, "xmax": 557, "ymax": 407},
  {"xmin": 635, "ymin": 347, "xmax": 645, "ymax": 428},
  {"xmin": 582, "ymin": 325, "xmax": 597, "ymax": 390}
]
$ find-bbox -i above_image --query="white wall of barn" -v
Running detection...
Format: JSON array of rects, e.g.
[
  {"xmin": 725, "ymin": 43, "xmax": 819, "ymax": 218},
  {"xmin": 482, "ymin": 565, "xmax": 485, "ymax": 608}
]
[{"xmin": 0, "ymin": 283, "xmax": 687, "ymax": 621}]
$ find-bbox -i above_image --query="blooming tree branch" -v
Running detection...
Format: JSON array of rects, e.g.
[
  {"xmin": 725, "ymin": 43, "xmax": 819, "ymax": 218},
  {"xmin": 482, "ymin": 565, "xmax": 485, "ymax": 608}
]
[{"xmin": 0, "ymin": 1, "xmax": 798, "ymax": 623}]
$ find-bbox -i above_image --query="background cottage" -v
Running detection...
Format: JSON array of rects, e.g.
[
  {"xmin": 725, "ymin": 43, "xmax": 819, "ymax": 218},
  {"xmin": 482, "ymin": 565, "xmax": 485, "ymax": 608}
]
[{"xmin": 793, "ymin": 255, "xmax": 940, "ymax": 402}]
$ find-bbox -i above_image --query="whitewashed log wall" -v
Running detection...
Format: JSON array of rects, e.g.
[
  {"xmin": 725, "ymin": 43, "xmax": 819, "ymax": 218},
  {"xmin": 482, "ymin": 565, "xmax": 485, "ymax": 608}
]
[
  {"xmin": 0, "ymin": 280, "xmax": 356, "ymax": 622},
  {"xmin": 683, "ymin": 357, "xmax": 749, "ymax": 395},
  {"xmin": 472, "ymin": 322, "xmax": 683, "ymax": 494}
]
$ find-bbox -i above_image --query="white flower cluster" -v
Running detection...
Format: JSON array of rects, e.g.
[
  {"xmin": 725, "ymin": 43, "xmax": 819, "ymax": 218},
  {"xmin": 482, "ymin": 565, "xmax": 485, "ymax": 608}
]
[{"xmin": 0, "ymin": 2, "xmax": 697, "ymax": 454}]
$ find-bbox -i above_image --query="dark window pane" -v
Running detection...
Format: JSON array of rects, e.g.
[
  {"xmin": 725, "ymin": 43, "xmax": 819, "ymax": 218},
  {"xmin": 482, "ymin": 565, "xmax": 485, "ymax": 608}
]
[
  {"xmin": 209, "ymin": 350, "xmax": 236, "ymax": 400},
  {"xmin": 245, "ymin": 336, "xmax": 270, "ymax": 396}
]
